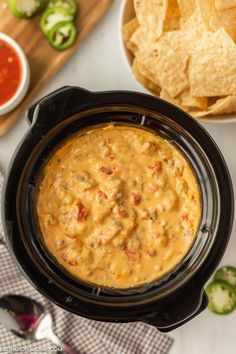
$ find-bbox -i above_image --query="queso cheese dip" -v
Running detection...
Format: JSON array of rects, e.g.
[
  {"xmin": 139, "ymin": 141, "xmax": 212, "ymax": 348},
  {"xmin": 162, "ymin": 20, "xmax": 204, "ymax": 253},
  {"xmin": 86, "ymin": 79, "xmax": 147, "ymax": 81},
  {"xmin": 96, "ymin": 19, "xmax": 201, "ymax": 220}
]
[{"xmin": 37, "ymin": 125, "xmax": 201, "ymax": 288}]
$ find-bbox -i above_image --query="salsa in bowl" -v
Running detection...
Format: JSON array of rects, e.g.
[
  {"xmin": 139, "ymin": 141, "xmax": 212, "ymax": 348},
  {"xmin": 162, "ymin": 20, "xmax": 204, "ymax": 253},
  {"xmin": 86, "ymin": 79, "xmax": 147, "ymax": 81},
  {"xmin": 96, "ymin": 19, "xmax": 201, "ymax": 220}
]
[{"xmin": 0, "ymin": 33, "xmax": 30, "ymax": 115}]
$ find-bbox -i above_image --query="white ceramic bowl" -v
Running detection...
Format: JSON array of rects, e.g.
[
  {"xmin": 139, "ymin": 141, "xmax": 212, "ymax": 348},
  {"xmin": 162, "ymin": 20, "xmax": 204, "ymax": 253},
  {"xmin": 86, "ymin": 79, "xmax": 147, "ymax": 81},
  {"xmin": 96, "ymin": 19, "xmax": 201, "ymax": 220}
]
[
  {"xmin": 119, "ymin": 0, "xmax": 236, "ymax": 124},
  {"xmin": 0, "ymin": 32, "xmax": 30, "ymax": 116}
]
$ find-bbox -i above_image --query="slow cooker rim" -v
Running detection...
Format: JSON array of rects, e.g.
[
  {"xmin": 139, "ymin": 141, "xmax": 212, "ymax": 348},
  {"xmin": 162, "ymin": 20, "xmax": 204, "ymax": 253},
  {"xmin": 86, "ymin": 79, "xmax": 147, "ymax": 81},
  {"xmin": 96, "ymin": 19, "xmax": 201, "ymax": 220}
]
[{"xmin": 20, "ymin": 118, "xmax": 206, "ymax": 297}]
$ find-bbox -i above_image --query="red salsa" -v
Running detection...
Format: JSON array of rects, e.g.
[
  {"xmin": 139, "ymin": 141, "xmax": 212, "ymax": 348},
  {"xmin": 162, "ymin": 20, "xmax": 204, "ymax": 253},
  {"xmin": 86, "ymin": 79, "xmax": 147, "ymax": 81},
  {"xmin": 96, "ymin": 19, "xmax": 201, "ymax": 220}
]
[{"xmin": 0, "ymin": 39, "xmax": 22, "ymax": 106}]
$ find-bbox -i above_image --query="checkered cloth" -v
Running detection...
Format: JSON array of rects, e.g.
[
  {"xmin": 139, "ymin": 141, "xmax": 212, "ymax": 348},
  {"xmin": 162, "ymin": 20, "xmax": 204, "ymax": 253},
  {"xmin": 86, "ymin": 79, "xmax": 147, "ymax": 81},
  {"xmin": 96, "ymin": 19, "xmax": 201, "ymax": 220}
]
[{"xmin": 0, "ymin": 171, "xmax": 173, "ymax": 354}]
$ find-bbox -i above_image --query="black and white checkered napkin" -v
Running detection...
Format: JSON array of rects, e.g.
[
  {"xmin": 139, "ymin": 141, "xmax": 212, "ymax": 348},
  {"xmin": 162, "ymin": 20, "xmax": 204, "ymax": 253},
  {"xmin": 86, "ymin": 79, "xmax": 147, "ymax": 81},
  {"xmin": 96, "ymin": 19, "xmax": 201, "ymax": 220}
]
[{"xmin": 0, "ymin": 171, "xmax": 173, "ymax": 354}]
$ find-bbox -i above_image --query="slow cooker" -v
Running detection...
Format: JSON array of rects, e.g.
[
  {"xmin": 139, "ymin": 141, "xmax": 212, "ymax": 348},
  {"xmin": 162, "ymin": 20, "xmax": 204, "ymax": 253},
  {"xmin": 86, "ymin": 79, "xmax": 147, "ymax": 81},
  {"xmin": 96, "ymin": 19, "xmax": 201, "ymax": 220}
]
[{"xmin": 2, "ymin": 86, "xmax": 234, "ymax": 332}]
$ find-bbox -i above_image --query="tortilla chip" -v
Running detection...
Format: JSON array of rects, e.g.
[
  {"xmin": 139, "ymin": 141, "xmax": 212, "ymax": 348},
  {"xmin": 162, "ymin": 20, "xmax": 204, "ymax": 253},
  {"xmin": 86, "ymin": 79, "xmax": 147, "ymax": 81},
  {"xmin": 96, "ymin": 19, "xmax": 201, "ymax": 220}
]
[
  {"xmin": 180, "ymin": 90, "xmax": 208, "ymax": 110},
  {"xmin": 130, "ymin": 27, "xmax": 152, "ymax": 53},
  {"xmin": 137, "ymin": 32, "xmax": 189, "ymax": 98},
  {"xmin": 160, "ymin": 89, "xmax": 185, "ymax": 110},
  {"xmin": 197, "ymin": 0, "xmax": 236, "ymax": 41},
  {"xmin": 122, "ymin": 18, "xmax": 139, "ymax": 54},
  {"xmin": 155, "ymin": 42, "xmax": 189, "ymax": 97},
  {"xmin": 191, "ymin": 95, "xmax": 236, "ymax": 117},
  {"xmin": 215, "ymin": 0, "xmax": 236, "ymax": 11},
  {"xmin": 164, "ymin": 0, "xmax": 181, "ymax": 31},
  {"xmin": 204, "ymin": 95, "xmax": 236, "ymax": 114},
  {"xmin": 189, "ymin": 29, "xmax": 236, "ymax": 97},
  {"xmin": 209, "ymin": 7, "xmax": 236, "ymax": 42},
  {"xmin": 135, "ymin": 52, "xmax": 160, "ymax": 87},
  {"xmin": 156, "ymin": 29, "xmax": 185, "ymax": 49},
  {"xmin": 134, "ymin": 0, "xmax": 167, "ymax": 39},
  {"xmin": 196, "ymin": 0, "xmax": 213, "ymax": 28},
  {"xmin": 177, "ymin": 0, "xmax": 196, "ymax": 19},
  {"xmin": 132, "ymin": 58, "xmax": 160, "ymax": 94},
  {"xmin": 180, "ymin": 7, "xmax": 207, "ymax": 35}
]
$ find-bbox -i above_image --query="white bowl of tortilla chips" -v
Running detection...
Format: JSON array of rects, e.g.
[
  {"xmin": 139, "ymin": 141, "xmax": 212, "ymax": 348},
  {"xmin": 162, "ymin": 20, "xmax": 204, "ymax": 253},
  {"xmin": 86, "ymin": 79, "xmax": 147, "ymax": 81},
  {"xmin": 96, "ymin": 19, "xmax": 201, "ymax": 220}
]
[{"xmin": 120, "ymin": 0, "xmax": 236, "ymax": 123}]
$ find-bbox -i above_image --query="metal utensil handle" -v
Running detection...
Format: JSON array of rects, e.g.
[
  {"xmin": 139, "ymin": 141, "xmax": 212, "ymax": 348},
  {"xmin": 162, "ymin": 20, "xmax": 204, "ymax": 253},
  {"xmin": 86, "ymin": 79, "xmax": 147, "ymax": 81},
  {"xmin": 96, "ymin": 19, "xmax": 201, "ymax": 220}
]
[{"xmin": 47, "ymin": 330, "xmax": 79, "ymax": 354}]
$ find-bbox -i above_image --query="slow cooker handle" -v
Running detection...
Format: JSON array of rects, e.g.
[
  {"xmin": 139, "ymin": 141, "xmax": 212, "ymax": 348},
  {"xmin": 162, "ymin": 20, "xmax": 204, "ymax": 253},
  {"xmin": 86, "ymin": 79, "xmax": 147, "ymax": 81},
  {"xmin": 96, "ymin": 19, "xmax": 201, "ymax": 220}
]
[
  {"xmin": 26, "ymin": 86, "xmax": 95, "ymax": 127},
  {"xmin": 26, "ymin": 86, "xmax": 70, "ymax": 124},
  {"xmin": 142, "ymin": 287, "xmax": 208, "ymax": 332},
  {"xmin": 159, "ymin": 292, "xmax": 209, "ymax": 332}
]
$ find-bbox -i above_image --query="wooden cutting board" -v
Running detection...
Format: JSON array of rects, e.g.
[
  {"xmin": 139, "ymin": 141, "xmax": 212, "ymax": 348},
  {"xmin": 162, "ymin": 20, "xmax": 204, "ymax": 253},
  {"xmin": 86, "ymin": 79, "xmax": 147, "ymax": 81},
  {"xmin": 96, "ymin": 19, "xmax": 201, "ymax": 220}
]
[{"xmin": 0, "ymin": 0, "xmax": 113, "ymax": 136}]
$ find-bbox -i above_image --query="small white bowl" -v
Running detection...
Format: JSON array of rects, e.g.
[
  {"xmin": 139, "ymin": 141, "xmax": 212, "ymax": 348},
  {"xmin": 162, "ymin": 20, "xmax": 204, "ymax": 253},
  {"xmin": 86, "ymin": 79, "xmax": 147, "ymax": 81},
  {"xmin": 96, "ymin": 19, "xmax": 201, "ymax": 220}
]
[
  {"xmin": 119, "ymin": 0, "xmax": 236, "ymax": 124},
  {"xmin": 0, "ymin": 32, "xmax": 30, "ymax": 116}
]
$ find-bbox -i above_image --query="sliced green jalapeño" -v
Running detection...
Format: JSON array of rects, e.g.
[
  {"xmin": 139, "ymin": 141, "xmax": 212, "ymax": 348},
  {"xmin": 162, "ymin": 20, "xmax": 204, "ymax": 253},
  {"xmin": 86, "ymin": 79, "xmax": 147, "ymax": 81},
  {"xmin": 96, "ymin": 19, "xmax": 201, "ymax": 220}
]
[
  {"xmin": 47, "ymin": 0, "xmax": 77, "ymax": 16},
  {"xmin": 206, "ymin": 280, "xmax": 236, "ymax": 315},
  {"xmin": 8, "ymin": 0, "xmax": 46, "ymax": 19},
  {"xmin": 214, "ymin": 266, "xmax": 236, "ymax": 288},
  {"xmin": 40, "ymin": 7, "xmax": 74, "ymax": 36},
  {"xmin": 48, "ymin": 21, "xmax": 77, "ymax": 50}
]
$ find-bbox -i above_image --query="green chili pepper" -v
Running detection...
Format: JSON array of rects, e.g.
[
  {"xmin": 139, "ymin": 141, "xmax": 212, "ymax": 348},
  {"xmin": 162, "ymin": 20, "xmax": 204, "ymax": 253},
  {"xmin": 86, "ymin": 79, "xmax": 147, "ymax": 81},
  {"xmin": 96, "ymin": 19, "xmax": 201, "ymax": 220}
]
[
  {"xmin": 206, "ymin": 280, "xmax": 236, "ymax": 315},
  {"xmin": 8, "ymin": 0, "xmax": 46, "ymax": 19},
  {"xmin": 214, "ymin": 266, "xmax": 236, "ymax": 288},
  {"xmin": 47, "ymin": 0, "xmax": 77, "ymax": 16},
  {"xmin": 48, "ymin": 21, "xmax": 77, "ymax": 50},
  {"xmin": 40, "ymin": 7, "xmax": 74, "ymax": 36}
]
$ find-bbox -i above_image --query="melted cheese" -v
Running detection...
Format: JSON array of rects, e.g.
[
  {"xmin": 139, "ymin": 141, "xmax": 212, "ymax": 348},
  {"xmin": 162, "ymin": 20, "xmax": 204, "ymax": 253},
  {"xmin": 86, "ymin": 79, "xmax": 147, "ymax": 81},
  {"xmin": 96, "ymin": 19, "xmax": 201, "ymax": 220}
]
[{"xmin": 37, "ymin": 125, "xmax": 201, "ymax": 288}]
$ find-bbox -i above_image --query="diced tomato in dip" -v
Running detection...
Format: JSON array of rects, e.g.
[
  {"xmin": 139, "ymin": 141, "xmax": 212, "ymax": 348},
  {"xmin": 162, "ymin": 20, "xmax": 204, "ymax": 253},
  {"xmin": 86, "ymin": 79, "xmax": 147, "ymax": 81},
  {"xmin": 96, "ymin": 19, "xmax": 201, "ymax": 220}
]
[
  {"xmin": 77, "ymin": 203, "xmax": 88, "ymax": 221},
  {"xmin": 37, "ymin": 125, "xmax": 201, "ymax": 288},
  {"xmin": 133, "ymin": 193, "xmax": 142, "ymax": 206},
  {"xmin": 0, "ymin": 39, "xmax": 21, "ymax": 106},
  {"xmin": 125, "ymin": 249, "xmax": 140, "ymax": 262},
  {"xmin": 148, "ymin": 161, "xmax": 163, "ymax": 174},
  {"xmin": 100, "ymin": 166, "xmax": 115, "ymax": 175},
  {"xmin": 119, "ymin": 209, "xmax": 129, "ymax": 218}
]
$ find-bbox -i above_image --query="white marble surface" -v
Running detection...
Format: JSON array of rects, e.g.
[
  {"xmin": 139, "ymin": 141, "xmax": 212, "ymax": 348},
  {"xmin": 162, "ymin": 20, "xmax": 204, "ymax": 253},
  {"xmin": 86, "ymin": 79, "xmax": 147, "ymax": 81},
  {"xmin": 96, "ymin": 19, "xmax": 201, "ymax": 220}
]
[{"xmin": 1, "ymin": 1, "xmax": 236, "ymax": 353}]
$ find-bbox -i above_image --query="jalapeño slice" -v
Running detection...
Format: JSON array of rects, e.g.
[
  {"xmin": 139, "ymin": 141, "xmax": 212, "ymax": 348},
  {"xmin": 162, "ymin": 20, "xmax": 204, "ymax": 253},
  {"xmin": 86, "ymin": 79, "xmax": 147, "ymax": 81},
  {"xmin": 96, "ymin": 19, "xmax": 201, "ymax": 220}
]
[
  {"xmin": 48, "ymin": 21, "xmax": 77, "ymax": 50},
  {"xmin": 214, "ymin": 266, "xmax": 236, "ymax": 288},
  {"xmin": 40, "ymin": 7, "xmax": 74, "ymax": 36},
  {"xmin": 206, "ymin": 280, "xmax": 236, "ymax": 315},
  {"xmin": 8, "ymin": 0, "xmax": 46, "ymax": 19},
  {"xmin": 47, "ymin": 0, "xmax": 77, "ymax": 16}
]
